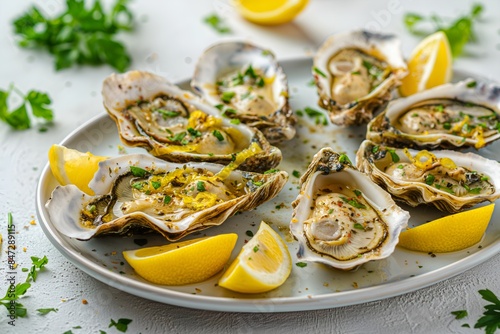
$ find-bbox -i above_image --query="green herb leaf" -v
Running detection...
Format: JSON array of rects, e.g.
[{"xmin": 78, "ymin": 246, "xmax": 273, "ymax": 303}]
[
  {"xmin": 109, "ymin": 318, "xmax": 133, "ymax": 333},
  {"xmin": 163, "ymin": 195, "xmax": 172, "ymax": 204},
  {"xmin": 304, "ymin": 106, "xmax": 328, "ymax": 125},
  {"xmin": 353, "ymin": 189, "xmax": 362, "ymax": 197},
  {"xmin": 474, "ymin": 289, "xmax": 500, "ymax": 333},
  {"xmin": 168, "ymin": 131, "xmax": 187, "ymax": 143},
  {"xmin": 425, "ymin": 174, "xmax": 435, "ymax": 185},
  {"xmin": 339, "ymin": 154, "xmax": 352, "ymax": 165},
  {"xmin": 292, "ymin": 170, "xmax": 300, "ymax": 178},
  {"xmin": 253, "ymin": 245, "xmax": 259, "ymax": 252},
  {"xmin": 230, "ymin": 118, "xmax": 241, "ymax": 125},
  {"xmin": 37, "ymin": 308, "xmax": 58, "ymax": 315},
  {"xmin": 264, "ymin": 169, "xmax": 279, "ymax": 174},
  {"xmin": 132, "ymin": 182, "xmax": 143, "ymax": 190},
  {"xmin": 212, "ymin": 130, "xmax": 224, "ymax": 141},
  {"xmin": 203, "ymin": 14, "xmax": 231, "ymax": 34},
  {"xmin": 197, "ymin": 181, "xmax": 206, "ymax": 192},
  {"xmin": 451, "ymin": 310, "xmax": 468, "ymax": 320},
  {"xmin": 221, "ymin": 91, "xmax": 236, "ymax": 103},
  {"xmin": 13, "ymin": 0, "xmax": 134, "ymax": 71},
  {"xmin": 387, "ymin": 149, "xmax": 400, "ymax": 163},
  {"xmin": 313, "ymin": 67, "xmax": 327, "ymax": 78},
  {"xmin": 187, "ymin": 127, "xmax": 201, "ymax": 138},
  {"xmin": 156, "ymin": 110, "xmax": 180, "ymax": 118},
  {"xmin": 340, "ymin": 196, "xmax": 367, "ymax": 209},
  {"xmin": 245, "ymin": 230, "xmax": 254, "ymax": 237},
  {"xmin": 130, "ymin": 166, "xmax": 148, "ymax": 178},
  {"xmin": 295, "ymin": 262, "xmax": 307, "ymax": 268},
  {"xmin": 403, "ymin": 4, "xmax": 484, "ymax": 57},
  {"xmin": 353, "ymin": 223, "xmax": 365, "ymax": 230},
  {"xmin": 151, "ymin": 181, "xmax": 161, "ymax": 190}
]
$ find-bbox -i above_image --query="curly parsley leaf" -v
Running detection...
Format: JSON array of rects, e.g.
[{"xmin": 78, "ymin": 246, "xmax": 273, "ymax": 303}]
[
  {"xmin": 13, "ymin": 0, "xmax": 134, "ymax": 72},
  {"xmin": 0, "ymin": 85, "xmax": 53, "ymax": 130},
  {"xmin": 403, "ymin": 3, "xmax": 484, "ymax": 57},
  {"xmin": 37, "ymin": 308, "xmax": 58, "ymax": 315}
]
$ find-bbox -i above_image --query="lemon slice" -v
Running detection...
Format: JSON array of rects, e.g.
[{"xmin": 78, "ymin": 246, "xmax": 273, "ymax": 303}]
[
  {"xmin": 48, "ymin": 144, "xmax": 107, "ymax": 195},
  {"xmin": 398, "ymin": 204, "xmax": 494, "ymax": 253},
  {"xmin": 399, "ymin": 31, "xmax": 452, "ymax": 97},
  {"xmin": 218, "ymin": 221, "xmax": 291, "ymax": 293},
  {"xmin": 234, "ymin": 0, "xmax": 309, "ymax": 25},
  {"xmin": 123, "ymin": 234, "xmax": 238, "ymax": 285}
]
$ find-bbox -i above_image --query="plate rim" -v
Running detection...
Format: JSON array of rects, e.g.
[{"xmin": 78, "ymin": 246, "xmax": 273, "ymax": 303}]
[{"xmin": 36, "ymin": 58, "xmax": 500, "ymax": 312}]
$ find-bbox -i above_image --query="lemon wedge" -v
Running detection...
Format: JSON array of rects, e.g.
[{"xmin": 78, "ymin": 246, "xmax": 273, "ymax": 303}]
[
  {"xmin": 218, "ymin": 221, "xmax": 291, "ymax": 293},
  {"xmin": 399, "ymin": 31, "xmax": 452, "ymax": 97},
  {"xmin": 234, "ymin": 0, "xmax": 309, "ymax": 25},
  {"xmin": 48, "ymin": 144, "xmax": 107, "ymax": 195},
  {"xmin": 398, "ymin": 204, "xmax": 494, "ymax": 253},
  {"xmin": 123, "ymin": 234, "xmax": 238, "ymax": 285}
]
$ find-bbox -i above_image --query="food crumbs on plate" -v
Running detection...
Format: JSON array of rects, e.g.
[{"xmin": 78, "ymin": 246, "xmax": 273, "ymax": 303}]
[
  {"xmin": 23, "ymin": 247, "xmax": 27, "ymax": 252},
  {"xmin": 352, "ymin": 282, "xmax": 358, "ymax": 288},
  {"xmin": 82, "ymin": 299, "xmax": 88, "ymax": 305},
  {"xmin": 111, "ymin": 251, "xmax": 117, "ymax": 256},
  {"xmin": 323, "ymin": 282, "xmax": 329, "ymax": 287},
  {"xmin": 30, "ymin": 219, "xmax": 36, "ymax": 225},
  {"xmin": 195, "ymin": 288, "xmax": 202, "ymax": 293},
  {"xmin": 61, "ymin": 299, "xmax": 67, "ymax": 302}
]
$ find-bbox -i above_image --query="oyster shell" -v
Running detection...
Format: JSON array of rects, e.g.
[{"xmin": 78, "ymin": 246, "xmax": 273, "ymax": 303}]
[
  {"xmin": 313, "ymin": 30, "xmax": 407, "ymax": 126},
  {"xmin": 102, "ymin": 70, "xmax": 281, "ymax": 173},
  {"xmin": 191, "ymin": 41, "xmax": 295, "ymax": 144},
  {"xmin": 356, "ymin": 140, "xmax": 500, "ymax": 212},
  {"xmin": 45, "ymin": 154, "xmax": 288, "ymax": 241},
  {"xmin": 290, "ymin": 148, "xmax": 409, "ymax": 270},
  {"xmin": 366, "ymin": 79, "xmax": 500, "ymax": 149}
]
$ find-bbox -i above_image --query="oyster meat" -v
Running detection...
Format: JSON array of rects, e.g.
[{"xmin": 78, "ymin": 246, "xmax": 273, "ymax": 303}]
[
  {"xmin": 46, "ymin": 154, "xmax": 288, "ymax": 241},
  {"xmin": 191, "ymin": 41, "xmax": 295, "ymax": 144},
  {"xmin": 290, "ymin": 148, "xmax": 409, "ymax": 270},
  {"xmin": 102, "ymin": 70, "xmax": 281, "ymax": 173},
  {"xmin": 356, "ymin": 140, "xmax": 500, "ymax": 212},
  {"xmin": 313, "ymin": 30, "xmax": 407, "ymax": 126},
  {"xmin": 366, "ymin": 79, "xmax": 500, "ymax": 149}
]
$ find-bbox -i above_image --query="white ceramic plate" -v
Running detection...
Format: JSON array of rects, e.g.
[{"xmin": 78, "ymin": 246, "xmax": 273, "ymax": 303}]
[{"xmin": 36, "ymin": 58, "xmax": 500, "ymax": 312}]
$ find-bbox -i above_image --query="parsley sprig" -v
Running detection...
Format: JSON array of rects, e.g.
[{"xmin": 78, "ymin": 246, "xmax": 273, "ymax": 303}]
[
  {"xmin": 452, "ymin": 289, "xmax": 500, "ymax": 334},
  {"xmin": 0, "ymin": 255, "xmax": 49, "ymax": 318},
  {"xmin": 0, "ymin": 85, "xmax": 53, "ymax": 130},
  {"xmin": 13, "ymin": 0, "xmax": 134, "ymax": 71},
  {"xmin": 403, "ymin": 3, "xmax": 483, "ymax": 57}
]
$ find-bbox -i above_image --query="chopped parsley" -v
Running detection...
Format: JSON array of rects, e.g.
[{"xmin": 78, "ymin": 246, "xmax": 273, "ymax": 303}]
[
  {"xmin": 353, "ymin": 223, "xmax": 365, "ymax": 230},
  {"xmin": 340, "ymin": 196, "xmax": 367, "ymax": 209},
  {"xmin": 230, "ymin": 119, "xmax": 241, "ymax": 125},
  {"xmin": 132, "ymin": 182, "xmax": 144, "ymax": 190},
  {"xmin": 151, "ymin": 181, "xmax": 161, "ymax": 190},
  {"xmin": 37, "ymin": 308, "xmax": 58, "ymax": 315},
  {"xmin": 221, "ymin": 91, "xmax": 236, "ymax": 103},
  {"xmin": 109, "ymin": 318, "xmax": 133, "ymax": 333},
  {"xmin": 264, "ymin": 169, "xmax": 279, "ymax": 174},
  {"xmin": 353, "ymin": 189, "xmax": 362, "ymax": 197},
  {"xmin": 292, "ymin": 170, "xmax": 301, "ymax": 178},
  {"xmin": 302, "ymin": 106, "xmax": 328, "ymax": 125},
  {"xmin": 187, "ymin": 127, "xmax": 202, "ymax": 138},
  {"xmin": 245, "ymin": 230, "xmax": 254, "ymax": 237},
  {"xmin": 253, "ymin": 245, "xmax": 259, "ymax": 253},
  {"xmin": 203, "ymin": 14, "xmax": 231, "ymax": 34},
  {"xmin": 163, "ymin": 195, "xmax": 172, "ymax": 204},
  {"xmin": 212, "ymin": 130, "xmax": 224, "ymax": 141},
  {"xmin": 387, "ymin": 149, "xmax": 400, "ymax": 163},
  {"xmin": 196, "ymin": 181, "xmax": 206, "ymax": 192},
  {"xmin": 339, "ymin": 154, "xmax": 352, "ymax": 165},
  {"xmin": 467, "ymin": 80, "xmax": 477, "ymax": 88},
  {"xmin": 295, "ymin": 262, "xmax": 308, "ymax": 268},
  {"xmin": 130, "ymin": 166, "xmax": 148, "ymax": 178},
  {"xmin": 156, "ymin": 110, "xmax": 179, "ymax": 118},
  {"xmin": 168, "ymin": 131, "xmax": 187, "ymax": 143},
  {"xmin": 313, "ymin": 67, "xmax": 327, "ymax": 78},
  {"xmin": 425, "ymin": 174, "xmax": 435, "ymax": 185}
]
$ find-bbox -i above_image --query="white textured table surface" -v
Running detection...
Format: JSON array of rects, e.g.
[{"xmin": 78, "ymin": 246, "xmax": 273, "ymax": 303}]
[{"xmin": 1, "ymin": 0, "xmax": 499, "ymax": 333}]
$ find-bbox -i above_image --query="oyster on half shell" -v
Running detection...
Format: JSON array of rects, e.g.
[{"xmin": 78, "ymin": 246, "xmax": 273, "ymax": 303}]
[
  {"xmin": 290, "ymin": 148, "xmax": 409, "ymax": 270},
  {"xmin": 191, "ymin": 41, "xmax": 295, "ymax": 144},
  {"xmin": 45, "ymin": 154, "xmax": 288, "ymax": 241},
  {"xmin": 356, "ymin": 140, "xmax": 500, "ymax": 212},
  {"xmin": 313, "ymin": 30, "xmax": 407, "ymax": 126},
  {"xmin": 102, "ymin": 70, "xmax": 281, "ymax": 173},
  {"xmin": 366, "ymin": 79, "xmax": 500, "ymax": 149}
]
